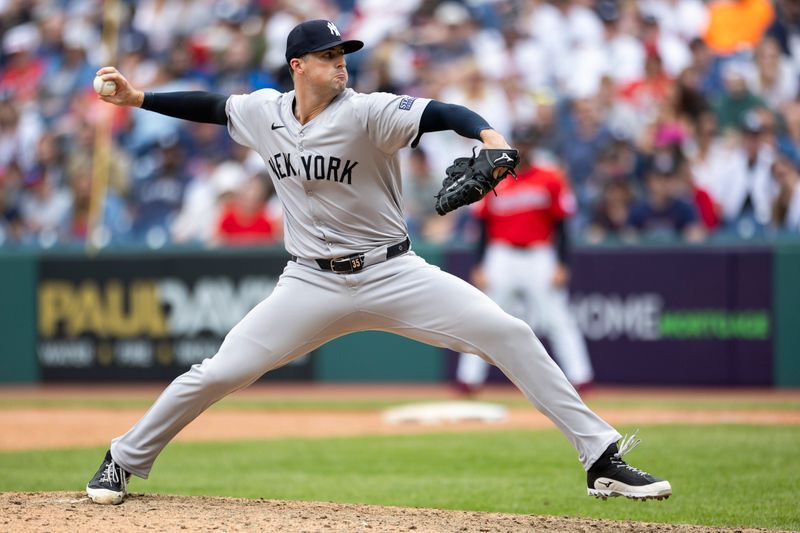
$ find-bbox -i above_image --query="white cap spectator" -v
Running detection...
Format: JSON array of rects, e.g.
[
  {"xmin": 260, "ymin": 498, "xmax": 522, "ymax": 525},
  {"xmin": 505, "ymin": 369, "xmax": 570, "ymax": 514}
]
[
  {"xmin": 434, "ymin": 2, "xmax": 471, "ymax": 26},
  {"xmin": 212, "ymin": 161, "xmax": 248, "ymax": 196},
  {"xmin": 723, "ymin": 59, "xmax": 752, "ymax": 82},
  {"xmin": 2, "ymin": 23, "xmax": 40, "ymax": 55},
  {"xmin": 641, "ymin": 0, "xmax": 709, "ymax": 42},
  {"xmin": 171, "ymin": 160, "xmax": 247, "ymax": 244}
]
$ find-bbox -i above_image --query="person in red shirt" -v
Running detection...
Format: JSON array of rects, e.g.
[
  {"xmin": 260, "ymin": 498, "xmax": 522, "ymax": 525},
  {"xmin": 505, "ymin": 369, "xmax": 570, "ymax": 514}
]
[
  {"xmin": 456, "ymin": 127, "xmax": 594, "ymax": 394},
  {"xmin": 0, "ymin": 24, "xmax": 46, "ymax": 104},
  {"xmin": 215, "ymin": 174, "xmax": 280, "ymax": 246}
]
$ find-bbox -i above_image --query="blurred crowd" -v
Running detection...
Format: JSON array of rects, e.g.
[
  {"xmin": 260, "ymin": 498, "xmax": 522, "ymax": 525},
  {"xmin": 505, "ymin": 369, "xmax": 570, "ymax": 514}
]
[{"xmin": 1, "ymin": 0, "xmax": 800, "ymax": 249}]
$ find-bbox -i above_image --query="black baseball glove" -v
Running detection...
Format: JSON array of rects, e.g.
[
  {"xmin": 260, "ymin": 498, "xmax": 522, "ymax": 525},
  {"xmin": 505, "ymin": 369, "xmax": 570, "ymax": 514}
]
[{"xmin": 434, "ymin": 148, "xmax": 519, "ymax": 215}]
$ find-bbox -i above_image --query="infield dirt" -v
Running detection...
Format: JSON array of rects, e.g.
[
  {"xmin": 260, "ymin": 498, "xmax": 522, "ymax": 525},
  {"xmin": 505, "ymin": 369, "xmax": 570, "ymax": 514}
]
[{"xmin": 0, "ymin": 492, "xmax": 792, "ymax": 533}]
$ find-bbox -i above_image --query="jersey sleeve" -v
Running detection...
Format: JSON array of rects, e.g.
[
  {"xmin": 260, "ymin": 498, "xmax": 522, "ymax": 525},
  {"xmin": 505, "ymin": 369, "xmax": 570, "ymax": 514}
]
[
  {"xmin": 358, "ymin": 93, "xmax": 432, "ymax": 154},
  {"xmin": 226, "ymin": 89, "xmax": 279, "ymax": 150}
]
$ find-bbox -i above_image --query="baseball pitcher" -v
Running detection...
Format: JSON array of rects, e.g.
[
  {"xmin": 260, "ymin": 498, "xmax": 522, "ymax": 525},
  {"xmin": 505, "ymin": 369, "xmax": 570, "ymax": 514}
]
[{"xmin": 85, "ymin": 19, "xmax": 671, "ymax": 505}]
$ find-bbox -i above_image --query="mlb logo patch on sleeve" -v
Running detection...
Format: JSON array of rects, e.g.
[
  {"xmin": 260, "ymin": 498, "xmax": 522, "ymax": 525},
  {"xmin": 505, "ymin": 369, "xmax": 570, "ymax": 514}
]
[{"xmin": 399, "ymin": 96, "xmax": 416, "ymax": 111}]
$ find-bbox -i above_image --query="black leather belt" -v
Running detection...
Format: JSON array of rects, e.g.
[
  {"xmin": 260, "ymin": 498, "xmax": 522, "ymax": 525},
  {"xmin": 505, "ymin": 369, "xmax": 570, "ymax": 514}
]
[{"xmin": 292, "ymin": 237, "xmax": 410, "ymax": 274}]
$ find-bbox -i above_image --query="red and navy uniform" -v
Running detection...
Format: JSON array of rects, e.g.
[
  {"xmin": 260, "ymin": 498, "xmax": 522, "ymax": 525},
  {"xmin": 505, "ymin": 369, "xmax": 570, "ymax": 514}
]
[{"xmin": 474, "ymin": 164, "xmax": 577, "ymax": 250}]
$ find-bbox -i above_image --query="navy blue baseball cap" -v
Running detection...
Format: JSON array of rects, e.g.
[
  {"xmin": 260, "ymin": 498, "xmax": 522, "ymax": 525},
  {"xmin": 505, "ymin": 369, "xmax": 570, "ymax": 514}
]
[{"xmin": 285, "ymin": 19, "xmax": 364, "ymax": 64}]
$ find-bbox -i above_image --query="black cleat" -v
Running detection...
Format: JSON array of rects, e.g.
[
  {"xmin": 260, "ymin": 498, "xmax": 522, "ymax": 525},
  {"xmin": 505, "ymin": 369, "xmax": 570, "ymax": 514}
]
[
  {"xmin": 587, "ymin": 432, "xmax": 672, "ymax": 500},
  {"xmin": 86, "ymin": 450, "xmax": 130, "ymax": 505}
]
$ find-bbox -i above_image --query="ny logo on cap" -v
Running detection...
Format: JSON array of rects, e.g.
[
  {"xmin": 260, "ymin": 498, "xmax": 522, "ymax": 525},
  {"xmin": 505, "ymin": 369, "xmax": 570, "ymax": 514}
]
[{"xmin": 327, "ymin": 22, "xmax": 340, "ymax": 36}]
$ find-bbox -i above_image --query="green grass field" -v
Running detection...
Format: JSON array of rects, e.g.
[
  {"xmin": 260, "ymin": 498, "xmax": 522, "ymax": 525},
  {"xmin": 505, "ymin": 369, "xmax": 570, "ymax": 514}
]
[{"xmin": 1, "ymin": 425, "xmax": 798, "ymax": 530}]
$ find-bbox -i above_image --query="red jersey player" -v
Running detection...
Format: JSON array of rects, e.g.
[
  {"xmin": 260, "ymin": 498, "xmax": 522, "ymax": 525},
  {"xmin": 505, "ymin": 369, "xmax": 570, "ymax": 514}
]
[{"xmin": 456, "ymin": 128, "xmax": 594, "ymax": 394}]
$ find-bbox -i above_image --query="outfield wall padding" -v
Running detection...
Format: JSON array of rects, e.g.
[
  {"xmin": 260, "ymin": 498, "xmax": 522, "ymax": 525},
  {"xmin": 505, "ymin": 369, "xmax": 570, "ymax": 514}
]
[
  {"xmin": 1, "ymin": 243, "xmax": 798, "ymax": 386},
  {"xmin": 774, "ymin": 244, "xmax": 800, "ymax": 387},
  {"xmin": 0, "ymin": 252, "xmax": 38, "ymax": 383}
]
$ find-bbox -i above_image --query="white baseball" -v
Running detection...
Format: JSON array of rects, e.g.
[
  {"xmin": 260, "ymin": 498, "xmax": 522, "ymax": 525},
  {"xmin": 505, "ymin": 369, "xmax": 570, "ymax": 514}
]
[{"xmin": 93, "ymin": 76, "xmax": 117, "ymax": 96}]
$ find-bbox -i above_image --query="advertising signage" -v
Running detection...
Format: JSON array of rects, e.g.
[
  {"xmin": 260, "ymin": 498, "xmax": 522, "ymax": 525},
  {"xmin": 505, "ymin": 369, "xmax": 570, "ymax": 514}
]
[
  {"xmin": 446, "ymin": 247, "xmax": 773, "ymax": 385},
  {"xmin": 569, "ymin": 248, "xmax": 772, "ymax": 385},
  {"xmin": 37, "ymin": 251, "xmax": 312, "ymax": 382}
]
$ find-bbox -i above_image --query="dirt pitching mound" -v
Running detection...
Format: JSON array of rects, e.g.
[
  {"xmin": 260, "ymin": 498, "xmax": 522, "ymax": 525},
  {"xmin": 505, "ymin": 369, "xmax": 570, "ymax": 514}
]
[{"xmin": 0, "ymin": 492, "xmax": 784, "ymax": 533}]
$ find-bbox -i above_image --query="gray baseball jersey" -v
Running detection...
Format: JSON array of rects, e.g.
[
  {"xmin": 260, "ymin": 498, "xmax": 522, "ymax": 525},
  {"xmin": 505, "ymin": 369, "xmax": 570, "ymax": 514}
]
[
  {"xmin": 108, "ymin": 87, "xmax": 621, "ymax": 482},
  {"xmin": 226, "ymin": 88, "xmax": 430, "ymax": 260}
]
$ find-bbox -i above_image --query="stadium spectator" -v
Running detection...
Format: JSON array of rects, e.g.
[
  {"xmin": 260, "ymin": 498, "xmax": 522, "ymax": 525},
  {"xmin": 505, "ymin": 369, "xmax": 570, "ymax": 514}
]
[
  {"xmin": 673, "ymin": 65, "xmax": 712, "ymax": 123},
  {"xmin": 766, "ymin": 0, "xmax": 800, "ymax": 64},
  {"xmin": 559, "ymin": 95, "xmax": 613, "ymax": 209},
  {"xmin": 713, "ymin": 60, "xmax": 769, "ymax": 133},
  {"xmin": 592, "ymin": 75, "xmax": 637, "ymax": 141},
  {"xmin": 182, "ymin": 120, "xmax": 235, "ymax": 175},
  {"xmin": 506, "ymin": 23, "xmax": 552, "ymax": 93},
  {"xmin": 66, "ymin": 159, "xmax": 130, "ymax": 244},
  {"xmin": 416, "ymin": 2, "xmax": 476, "ymax": 72},
  {"xmin": 687, "ymin": 36, "xmax": 725, "ymax": 96},
  {"xmin": 129, "ymin": 134, "xmax": 190, "ymax": 246},
  {"xmin": 776, "ymin": 100, "xmax": 800, "ymax": 165},
  {"xmin": 703, "ymin": 0, "xmax": 774, "ymax": 55},
  {"xmin": 637, "ymin": 12, "xmax": 691, "ymax": 78},
  {"xmin": 215, "ymin": 174, "xmax": 279, "ymax": 246},
  {"xmin": 0, "ymin": 23, "xmax": 45, "ymax": 104},
  {"xmin": 625, "ymin": 148, "xmax": 705, "ymax": 242},
  {"xmin": 210, "ymin": 32, "xmax": 277, "ymax": 96},
  {"xmin": 581, "ymin": 136, "xmax": 639, "ymax": 218},
  {"xmin": 131, "ymin": 0, "xmax": 206, "ymax": 56},
  {"xmin": 712, "ymin": 111, "xmax": 778, "ymax": 236},
  {"xmin": 0, "ymin": 166, "xmax": 24, "ymax": 245},
  {"xmin": 526, "ymin": 89, "xmax": 563, "ymax": 161},
  {"xmin": 442, "ymin": 60, "xmax": 513, "ymax": 138},
  {"xmin": 747, "ymin": 36, "xmax": 799, "ymax": 110},
  {"xmin": 618, "ymin": 52, "xmax": 674, "ymax": 125},
  {"xmin": 672, "ymin": 145, "xmax": 721, "ymax": 231},
  {"xmin": 597, "ymin": 1, "xmax": 646, "ymax": 87},
  {"xmin": 584, "ymin": 178, "xmax": 636, "ymax": 243},
  {"xmin": 0, "ymin": 1, "xmax": 798, "ymax": 249},
  {"xmin": 34, "ymin": 132, "xmax": 67, "ymax": 190},
  {"xmin": 65, "ymin": 119, "xmax": 131, "ymax": 198},
  {"xmin": 39, "ymin": 24, "xmax": 98, "ymax": 124},
  {"xmin": 160, "ymin": 36, "xmax": 213, "ymax": 89},
  {"xmin": 770, "ymin": 151, "xmax": 800, "ymax": 232},
  {"xmin": 640, "ymin": 0, "xmax": 709, "ymax": 43},
  {"xmin": 686, "ymin": 111, "xmax": 732, "ymax": 210},
  {"xmin": 18, "ymin": 166, "xmax": 73, "ymax": 246},
  {"xmin": 0, "ymin": 97, "xmax": 42, "ymax": 172}
]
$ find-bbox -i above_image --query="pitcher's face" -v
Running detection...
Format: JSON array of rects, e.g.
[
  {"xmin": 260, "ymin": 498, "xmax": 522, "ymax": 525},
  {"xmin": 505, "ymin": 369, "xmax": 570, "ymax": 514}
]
[{"xmin": 302, "ymin": 45, "xmax": 348, "ymax": 94}]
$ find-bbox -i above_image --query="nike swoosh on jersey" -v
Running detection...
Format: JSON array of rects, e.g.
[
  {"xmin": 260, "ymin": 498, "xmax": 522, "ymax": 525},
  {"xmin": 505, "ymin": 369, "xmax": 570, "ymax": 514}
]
[{"xmin": 271, "ymin": 123, "xmax": 285, "ymax": 130}]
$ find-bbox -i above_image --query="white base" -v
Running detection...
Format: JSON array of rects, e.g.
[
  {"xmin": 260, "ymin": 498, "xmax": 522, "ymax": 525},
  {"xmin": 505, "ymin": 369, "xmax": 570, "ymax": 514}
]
[{"xmin": 382, "ymin": 401, "xmax": 508, "ymax": 425}]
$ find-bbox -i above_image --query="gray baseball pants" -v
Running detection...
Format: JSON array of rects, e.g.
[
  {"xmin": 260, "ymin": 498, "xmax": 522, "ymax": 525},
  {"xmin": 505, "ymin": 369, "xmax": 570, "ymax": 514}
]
[{"xmin": 111, "ymin": 252, "xmax": 620, "ymax": 478}]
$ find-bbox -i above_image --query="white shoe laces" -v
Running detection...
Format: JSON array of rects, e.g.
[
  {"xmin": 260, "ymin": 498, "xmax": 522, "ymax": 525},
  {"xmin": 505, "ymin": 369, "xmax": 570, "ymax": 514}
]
[
  {"xmin": 99, "ymin": 460, "xmax": 128, "ymax": 492},
  {"xmin": 617, "ymin": 430, "xmax": 641, "ymax": 456},
  {"xmin": 612, "ymin": 430, "xmax": 650, "ymax": 476}
]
